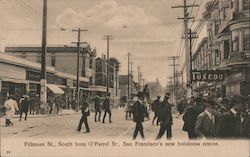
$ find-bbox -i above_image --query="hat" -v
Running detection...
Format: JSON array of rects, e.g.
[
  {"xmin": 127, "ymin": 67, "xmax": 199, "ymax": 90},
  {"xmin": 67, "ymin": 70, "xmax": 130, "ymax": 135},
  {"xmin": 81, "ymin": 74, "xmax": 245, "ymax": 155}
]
[
  {"xmin": 157, "ymin": 96, "xmax": 161, "ymax": 99},
  {"xmin": 137, "ymin": 92, "xmax": 144, "ymax": 98},
  {"xmin": 165, "ymin": 93, "xmax": 170, "ymax": 97}
]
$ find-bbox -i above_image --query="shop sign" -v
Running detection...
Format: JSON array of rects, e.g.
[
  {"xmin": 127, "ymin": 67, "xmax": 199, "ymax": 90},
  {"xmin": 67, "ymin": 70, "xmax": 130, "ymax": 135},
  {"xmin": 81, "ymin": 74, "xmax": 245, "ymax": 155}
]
[{"xmin": 192, "ymin": 70, "xmax": 225, "ymax": 82}]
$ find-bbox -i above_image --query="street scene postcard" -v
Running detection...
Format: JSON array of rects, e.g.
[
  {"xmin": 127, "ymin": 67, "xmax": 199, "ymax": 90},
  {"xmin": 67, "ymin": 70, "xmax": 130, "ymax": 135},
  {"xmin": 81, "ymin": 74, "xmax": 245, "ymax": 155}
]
[{"xmin": 0, "ymin": 0, "xmax": 250, "ymax": 157}]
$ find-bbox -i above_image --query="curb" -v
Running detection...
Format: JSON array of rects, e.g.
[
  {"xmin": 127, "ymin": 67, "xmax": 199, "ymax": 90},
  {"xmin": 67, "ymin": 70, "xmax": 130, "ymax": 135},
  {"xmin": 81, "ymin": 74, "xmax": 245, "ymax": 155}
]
[{"xmin": 12, "ymin": 112, "xmax": 80, "ymax": 119}]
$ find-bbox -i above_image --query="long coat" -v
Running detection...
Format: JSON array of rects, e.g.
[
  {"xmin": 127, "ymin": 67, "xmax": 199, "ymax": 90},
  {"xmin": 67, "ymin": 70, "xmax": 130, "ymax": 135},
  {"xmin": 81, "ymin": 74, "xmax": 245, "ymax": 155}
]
[
  {"xmin": 19, "ymin": 98, "xmax": 29, "ymax": 112},
  {"xmin": 217, "ymin": 111, "xmax": 243, "ymax": 138},
  {"xmin": 182, "ymin": 106, "xmax": 204, "ymax": 132},
  {"xmin": 195, "ymin": 111, "xmax": 219, "ymax": 138},
  {"xmin": 133, "ymin": 101, "xmax": 147, "ymax": 123},
  {"xmin": 103, "ymin": 97, "xmax": 110, "ymax": 111},
  {"xmin": 94, "ymin": 97, "xmax": 101, "ymax": 111},
  {"xmin": 4, "ymin": 99, "xmax": 19, "ymax": 119},
  {"xmin": 158, "ymin": 100, "xmax": 173, "ymax": 125}
]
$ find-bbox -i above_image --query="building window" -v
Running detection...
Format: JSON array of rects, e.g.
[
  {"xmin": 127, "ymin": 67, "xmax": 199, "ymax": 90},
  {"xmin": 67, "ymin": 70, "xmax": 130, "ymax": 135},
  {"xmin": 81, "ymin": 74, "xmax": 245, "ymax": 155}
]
[
  {"xmin": 51, "ymin": 55, "xmax": 56, "ymax": 67},
  {"xmin": 232, "ymin": 30, "xmax": 239, "ymax": 52},
  {"xmin": 214, "ymin": 22, "xmax": 219, "ymax": 35},
  {"xmin": 37, "ymin": 55, "xmax": 41, "ymax": 63},
  {"xmin": 243, "ymin": 0, "xmax": 250, "ymax": 10},
  {"xmin": 214, "ymin": 49, "xmax": 220, "ymax": 65},
  {"xmin": 224, "ymin": 40, "xmax": 230, "ymax": 59},
  {"xmin": 243, "ymin": 28, "xmax": 250, "ymax": 50}
]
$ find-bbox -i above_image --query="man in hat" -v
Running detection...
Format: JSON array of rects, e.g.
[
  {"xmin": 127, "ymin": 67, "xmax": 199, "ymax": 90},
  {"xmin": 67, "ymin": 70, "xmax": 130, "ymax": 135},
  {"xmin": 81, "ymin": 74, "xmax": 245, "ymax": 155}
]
[
  {"xmin": 132, "ymin": 91, "xmax": 147, "ymax": 140},
  {"xmin": 151, "ymin": 96, "xmax": 161, "ymax": 125},
  {"xmin": 102, "ymin": 93, "xmax": 112, "ymax": 123},
  {"xmin": 182, "ymin": 96, "xmax": 204, "ymax": 139},
  {"xmin": 195, "ymin": 97, "xmax": 219, "ymax": 139},
  {"xmin": 76, "ymin": 95, "xmax": 90, "ymax": 133},
  {"xmin": 156, "ymin": 93, "xmax": 173, "ymax": 139},
  {"xmin": 4, "ymin": 95, "xmax": 19, "ymax": 126},
  {"xmin": 19, "ymin": 94, "xmax": 30, "ymax": 121},
  {"xmin": 217, "ymin": 95, "xmax": 246, "ymax": 138},
  {"xmin": 94, "ymin": 94, "xmax": 101, "ymax": 122}
]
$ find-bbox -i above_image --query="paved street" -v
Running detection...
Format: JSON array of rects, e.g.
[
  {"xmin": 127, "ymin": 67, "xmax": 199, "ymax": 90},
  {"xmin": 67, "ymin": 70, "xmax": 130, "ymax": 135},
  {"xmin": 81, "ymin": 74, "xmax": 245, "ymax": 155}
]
[{"xmin": 1, "ymin": 108, "xmax": 186, "ymax": 140}]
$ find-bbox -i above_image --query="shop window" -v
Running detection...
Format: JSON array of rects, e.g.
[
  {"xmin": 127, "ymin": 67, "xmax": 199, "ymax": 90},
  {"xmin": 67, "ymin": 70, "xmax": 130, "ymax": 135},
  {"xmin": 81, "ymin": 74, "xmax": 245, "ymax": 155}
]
[
  {"xmin": 243, "ymin": 28, "xmax": 250, "ymax": 50},
  {"xmin": 243, "ymin": 0, "xmax": 250, "ymax": 10},
  {"xmin": 232, "ymin": 30, "xmax": 239, "ymax": 52}
]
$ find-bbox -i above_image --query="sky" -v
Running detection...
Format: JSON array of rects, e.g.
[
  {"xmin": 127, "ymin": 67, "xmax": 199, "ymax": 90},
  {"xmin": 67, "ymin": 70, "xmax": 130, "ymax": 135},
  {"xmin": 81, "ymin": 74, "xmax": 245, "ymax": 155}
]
[{"xmin": 0, "ymin": 0, "xmax": 208, "ymax": 87}]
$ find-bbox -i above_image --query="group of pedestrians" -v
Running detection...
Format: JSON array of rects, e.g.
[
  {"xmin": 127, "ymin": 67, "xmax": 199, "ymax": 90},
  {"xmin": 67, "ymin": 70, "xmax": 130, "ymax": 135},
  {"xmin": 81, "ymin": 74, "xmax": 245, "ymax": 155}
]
[
  {"xmin": 3, "ymin": 93, "xmax": 41, "ymax": 126},
  {"xmin": 76, "ymin": 93, "xmax": 113, "ymax": 133},
  {"xmin": 182, "ymin": 95, "xmax": 250, "ymax": 139},
  {"xmin": 132, "ymin": 92, "xmax": 173, "ymax": 140}
]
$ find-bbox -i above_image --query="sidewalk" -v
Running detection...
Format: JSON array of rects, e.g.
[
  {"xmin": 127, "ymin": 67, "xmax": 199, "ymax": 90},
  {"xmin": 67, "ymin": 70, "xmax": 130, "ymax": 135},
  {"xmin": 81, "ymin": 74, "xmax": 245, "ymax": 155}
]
[{"xmin": 12, "ymin": 109, "xmax": 79, "ymax": 118}]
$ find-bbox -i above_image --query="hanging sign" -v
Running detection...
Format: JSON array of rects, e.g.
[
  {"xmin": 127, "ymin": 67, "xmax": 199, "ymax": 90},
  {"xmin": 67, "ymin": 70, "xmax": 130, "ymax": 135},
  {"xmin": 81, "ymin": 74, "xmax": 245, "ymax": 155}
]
[{"xmin": 192, "ymin": 70, "xmax": 225, "ymax": 82}]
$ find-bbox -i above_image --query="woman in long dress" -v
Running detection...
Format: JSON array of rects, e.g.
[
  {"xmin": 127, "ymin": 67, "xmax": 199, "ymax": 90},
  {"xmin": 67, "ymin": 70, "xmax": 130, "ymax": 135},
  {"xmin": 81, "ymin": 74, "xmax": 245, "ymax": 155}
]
[{"xmin": 4, "ymin": 95, "xmax": 19, "ymax": 126}]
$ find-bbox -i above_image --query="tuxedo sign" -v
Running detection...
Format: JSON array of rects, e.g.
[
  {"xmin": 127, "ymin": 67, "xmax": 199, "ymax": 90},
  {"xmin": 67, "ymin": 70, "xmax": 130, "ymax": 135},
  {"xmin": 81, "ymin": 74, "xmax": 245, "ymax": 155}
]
[{"xmin": 192, "ymin": 70, "xmax": 225, "ymax": 82}]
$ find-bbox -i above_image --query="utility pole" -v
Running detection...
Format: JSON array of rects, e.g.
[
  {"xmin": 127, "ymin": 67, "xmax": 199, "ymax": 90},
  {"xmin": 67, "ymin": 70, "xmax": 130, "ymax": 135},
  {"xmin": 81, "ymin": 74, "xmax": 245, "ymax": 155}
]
[
  {"xmin": 172, "ymin": 0, "xmax": 199, "ymax": 87},
  {"xmin": 130, "ymin": 62, "xmax": 133, "ymax": 95},
  {"xmin": 187, "ymin": 29, "xmax": 198, "ymax": 86},
  {"xmin": 72, "ymin": 28, "xmax": 88, "ymax": 112},
  {"xmin": 40, "ymin": 0, "xmax": 47, "ymax": 114},
  {"xmin": 168, "ymin": 56, "xmax": 179, "ymax": 105},
  {"xmin": 127, "ymin": 53, "xmax": 130, "ymax": 99},
  {"xmin": 103, "ymin": 35, "xmax": 113, "ymax": 93},
  {"xmin": 138, "ymin": 66, "xmax": 141, "ymax": 91}
]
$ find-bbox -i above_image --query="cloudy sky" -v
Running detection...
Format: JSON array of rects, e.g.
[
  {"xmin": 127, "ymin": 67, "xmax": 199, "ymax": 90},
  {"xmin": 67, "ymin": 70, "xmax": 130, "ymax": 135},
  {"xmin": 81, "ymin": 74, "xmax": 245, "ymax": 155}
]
[{"xmin": 0, "ymin": 0, "xmax": 207, "ymax": 86}]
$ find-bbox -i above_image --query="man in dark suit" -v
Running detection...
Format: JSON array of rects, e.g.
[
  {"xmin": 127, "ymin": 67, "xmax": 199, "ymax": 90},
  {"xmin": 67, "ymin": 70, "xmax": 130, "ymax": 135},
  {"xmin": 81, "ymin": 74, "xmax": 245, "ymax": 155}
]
[
  {"xmin": 152, "ymin": 96, "xmax": 161, "ymax": 125},
  {"xmin": 195, "ymin": 97, "xmax": 219, "ymax": 139},
  {"xmin": 102, "ymin": 93, "xmax": 112, "ymax": 123},
  {"xmin": 76, "ymin": 95, "xmax": 90, "ymax": 133},
  {"xmin": 19, "ymin": 94, "xmax": 30, "ymax": 121},
  {"xmin": 182, "ymin": 97, "xmax": 204, "ymax": 139},
  {"xmin": 156, "ymin": 93, "xmax": 173, "ymax": 140},
  {"xmin": 217, "ymin": 95, "xmax": 246, "ymax": 138},
  {"xmin": 94, "ymin": 95, "xmax": 101, "ymax": 122},
  {"xmin": 132, "ymin": 92, "xmax": 147, "ymax": 140}
]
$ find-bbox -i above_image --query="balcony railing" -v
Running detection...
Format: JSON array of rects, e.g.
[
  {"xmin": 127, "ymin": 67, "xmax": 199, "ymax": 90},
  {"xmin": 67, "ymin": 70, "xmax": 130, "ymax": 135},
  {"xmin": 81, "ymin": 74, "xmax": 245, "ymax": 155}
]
[{"xmin": 229, "ymin": 51, "xmax": 250, "ymax": 64}]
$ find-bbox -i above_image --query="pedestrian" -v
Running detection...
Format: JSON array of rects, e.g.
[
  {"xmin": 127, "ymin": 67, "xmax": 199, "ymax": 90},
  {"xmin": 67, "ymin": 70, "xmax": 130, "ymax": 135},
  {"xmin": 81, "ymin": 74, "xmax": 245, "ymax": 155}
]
[
  {"xmin": 132, "ymin": 92, "xmax": 147, "ymax": 140},
  {"xmin": 102, "ymin": 93, "xmax": 112, "ymax": 123},
  {"xmin": 217, "ymin": 95, "xmax": 246, "ymax": 138},
  {"xmin": 34, "ymin": 94, "xmax": 40, "ymax": 114},
  {"xmin": 242, "ymin": 95, "xmax": 250, "ymax": 138},
  {"xmin": 4, "ymin": 95, "xmax": 19, "ymax": 126},
  {"xmin": 29, "ymin": 94, "xmax": 35, "ymax": 115},
  {"xmin": 94, "ymin": 95, "xmax": 101, "ymax": 122},
  {"xmin": 182, "ymin": 97, "xmax": 204, "ymax": 139},
  {"xmin": 195, "ymin": 97, "xmax": 220, "ymax": 139},
  {"xmin": 55, "ymin": 96, "xmax": 61, "ymax": 114},
  {"xmin": 156, "ymin": 93, "xmax": 173, "ymax": 140},
  {"xmin": 143, "ymin": 84, "xmax": 150, "ymax": 102},
  {"xmin": 76, "ymin": 95, "xmax": 90, "ymax": 133},
  {"xmin": 19, "ymin": 94, "xmax": 30, "ymax": 121},
  {"xmin": 152, "ymin": 96, "xmax": 161, "ymax": 125},
  {"xmin": 48, "ymin": 96, "xmax": 54, "ymax": 114}
]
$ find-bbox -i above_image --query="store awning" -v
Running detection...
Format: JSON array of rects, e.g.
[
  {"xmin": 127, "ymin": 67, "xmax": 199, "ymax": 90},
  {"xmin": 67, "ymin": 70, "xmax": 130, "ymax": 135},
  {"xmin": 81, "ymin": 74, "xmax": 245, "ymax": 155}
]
[
  {"xmin": 0, "ymin": 77, "xmax": 29, "ymax": 84},
  {"xmin": 47, "ymin": 84, "xmax": 64, "ymax": 94}
]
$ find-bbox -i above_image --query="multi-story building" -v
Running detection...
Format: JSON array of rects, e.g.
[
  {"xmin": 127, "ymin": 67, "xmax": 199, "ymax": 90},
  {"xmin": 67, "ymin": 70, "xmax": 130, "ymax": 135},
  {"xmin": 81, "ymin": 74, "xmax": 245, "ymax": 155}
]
[
  {"xmin": 193, "ymin": 0, "xmax": 250, "ymax": 96},
  {"xmin": 5, "ymin": 45, "xmax": 96, "ymax": 88},
  {"xmin": 94, "ymin": 55, "xmax": 120, "ymax": 98}
]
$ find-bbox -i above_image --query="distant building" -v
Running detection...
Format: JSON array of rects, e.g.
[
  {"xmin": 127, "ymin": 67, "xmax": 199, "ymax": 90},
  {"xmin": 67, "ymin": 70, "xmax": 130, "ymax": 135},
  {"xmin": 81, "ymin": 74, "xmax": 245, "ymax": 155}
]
[{"xmin": 147, "ymin": 78, "xmax": 163, "ymax": 100}]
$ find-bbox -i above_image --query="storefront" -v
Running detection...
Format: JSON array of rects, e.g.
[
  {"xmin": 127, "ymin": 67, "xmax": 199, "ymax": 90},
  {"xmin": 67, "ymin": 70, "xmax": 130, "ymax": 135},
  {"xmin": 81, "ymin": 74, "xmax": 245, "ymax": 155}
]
[{"xmin": 0, "ymin": 63, "xmax": 28, "ymax": 105}]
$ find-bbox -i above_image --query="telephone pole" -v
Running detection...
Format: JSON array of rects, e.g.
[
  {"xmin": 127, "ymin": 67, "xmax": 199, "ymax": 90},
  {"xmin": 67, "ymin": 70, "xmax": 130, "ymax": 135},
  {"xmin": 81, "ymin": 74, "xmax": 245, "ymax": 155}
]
[
  {"xmin": 40, "ymin": 0, "xmax": 47, "ymax": 114},
  {"xmin": 187, "ymin": 29, "xmax": 198, "ymax": 85},
  {"xmin": 130, "ymin": 62, "xmax": 133, "ymax": 95},
  {"xmin": 127, "ymin": 53, "xmax": 130, "ymax": 99},
  {"xmin": 72, "ymin": 28, "xmax": 88, "ymax": 112},
  {"xmin": 172, "ymin": 0, "xmax": 199, "ymax": 87},
  {"xmin": 168, "ymin": 56, "xmax": 179, "ymax": 105},
  {"xmin": 103, "ymin": 35, "xmax": 113, "ymax": 93},
  {"xmin": 138, "ymin": 66, "xmax": 141, "ymax": 91}
]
